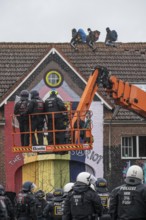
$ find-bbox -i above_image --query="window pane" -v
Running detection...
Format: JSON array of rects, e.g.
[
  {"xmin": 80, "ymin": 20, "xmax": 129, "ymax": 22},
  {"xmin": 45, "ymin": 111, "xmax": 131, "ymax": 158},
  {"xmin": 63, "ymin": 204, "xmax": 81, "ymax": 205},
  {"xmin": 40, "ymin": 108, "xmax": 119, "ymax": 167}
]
[
  {"xmin": 133, "ymin": 136, "xmax": 136, "ymax": 157},
  {"xmin": 121, "ymin": 137, "xmax": 133, "ymax": 157},
  {"xmin": 139, "ymin": 136, "xmax": 146, "ymax": 157}
]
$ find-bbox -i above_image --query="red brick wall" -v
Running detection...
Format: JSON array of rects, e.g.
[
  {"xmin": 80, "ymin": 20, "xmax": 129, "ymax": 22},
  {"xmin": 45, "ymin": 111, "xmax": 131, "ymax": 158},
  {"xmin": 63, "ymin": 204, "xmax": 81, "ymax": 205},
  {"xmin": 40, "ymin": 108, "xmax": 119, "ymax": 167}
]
[
  {"xmin": 0, "ymin": 120, "xmax": 6, "ymax": 186},
  {"xmin": 4, "ymin": 102, "xmax": 23, "ymax": 191}
]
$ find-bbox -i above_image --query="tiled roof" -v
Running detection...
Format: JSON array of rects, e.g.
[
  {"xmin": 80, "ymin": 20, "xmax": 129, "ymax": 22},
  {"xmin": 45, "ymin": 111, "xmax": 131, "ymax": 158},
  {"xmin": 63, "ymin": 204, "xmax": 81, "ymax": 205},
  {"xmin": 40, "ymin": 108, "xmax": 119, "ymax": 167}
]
[{"xmin": 0, "ymin": 42, "xmax": 146, "ymax": 121}]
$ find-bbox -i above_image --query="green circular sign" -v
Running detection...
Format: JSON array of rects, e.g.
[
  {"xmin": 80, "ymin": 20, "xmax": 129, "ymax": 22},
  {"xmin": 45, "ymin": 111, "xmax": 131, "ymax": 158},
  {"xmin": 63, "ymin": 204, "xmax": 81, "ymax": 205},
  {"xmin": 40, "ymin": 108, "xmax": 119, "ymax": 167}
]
[{"xmin": 44, "ymin": 70, "xmax": 63, "ymax": 88}]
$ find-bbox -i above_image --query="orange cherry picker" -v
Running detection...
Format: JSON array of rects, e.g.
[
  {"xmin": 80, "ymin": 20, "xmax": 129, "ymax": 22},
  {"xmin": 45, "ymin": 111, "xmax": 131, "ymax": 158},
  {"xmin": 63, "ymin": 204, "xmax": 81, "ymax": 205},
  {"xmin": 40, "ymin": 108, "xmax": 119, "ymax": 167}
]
[{"xmin": 12, "ymin": 66, "xmax": 146, "ymax": 153}]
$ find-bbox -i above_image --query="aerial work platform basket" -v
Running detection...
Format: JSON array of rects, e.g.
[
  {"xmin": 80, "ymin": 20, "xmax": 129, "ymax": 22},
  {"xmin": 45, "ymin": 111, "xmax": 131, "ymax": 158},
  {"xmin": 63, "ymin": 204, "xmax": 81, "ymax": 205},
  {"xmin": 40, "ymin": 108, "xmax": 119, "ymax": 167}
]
[{"xmin": 11, "ymin": 109, "xmax": 93, "ymax": 153}]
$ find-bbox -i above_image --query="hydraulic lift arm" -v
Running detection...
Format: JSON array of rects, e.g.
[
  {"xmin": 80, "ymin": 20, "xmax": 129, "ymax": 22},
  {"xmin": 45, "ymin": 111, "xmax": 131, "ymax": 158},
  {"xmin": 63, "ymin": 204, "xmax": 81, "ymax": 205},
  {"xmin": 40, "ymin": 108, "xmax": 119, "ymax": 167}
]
[{"xmin": 78, "ymin": 66, "xmax": 146, "ymax": 118}]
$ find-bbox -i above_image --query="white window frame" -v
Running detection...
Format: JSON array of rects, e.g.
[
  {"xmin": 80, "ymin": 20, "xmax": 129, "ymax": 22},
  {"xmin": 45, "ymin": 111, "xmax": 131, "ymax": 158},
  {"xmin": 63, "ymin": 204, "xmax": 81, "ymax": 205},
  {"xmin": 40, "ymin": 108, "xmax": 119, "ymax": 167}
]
[{"xmin": 121, "ymin": 136, "xmax": 146, "ymax": 159}]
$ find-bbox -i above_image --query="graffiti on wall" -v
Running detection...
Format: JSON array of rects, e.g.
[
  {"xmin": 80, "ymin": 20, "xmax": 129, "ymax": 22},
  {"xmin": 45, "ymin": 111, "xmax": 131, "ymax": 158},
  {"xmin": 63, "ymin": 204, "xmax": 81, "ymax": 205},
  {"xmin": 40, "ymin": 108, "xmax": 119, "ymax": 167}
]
[
  {"xmin": 136, "ymin": 160, "xmax": 146, "ymax": 183},
  {"xmin": 70, "ymin": 150, "xmax": 103, "ymax": 164},
  {"xmin": 122, "ymin": 161, "xmax": 131, "ymax": 178}
]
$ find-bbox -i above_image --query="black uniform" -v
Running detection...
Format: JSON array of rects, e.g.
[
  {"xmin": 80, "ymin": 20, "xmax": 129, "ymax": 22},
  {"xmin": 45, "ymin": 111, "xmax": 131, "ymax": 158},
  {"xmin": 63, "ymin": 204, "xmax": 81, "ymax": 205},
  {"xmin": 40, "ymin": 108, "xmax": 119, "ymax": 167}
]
[
  {"xmin": 16, "ymin": 191, "xmax": 37, "ymax": 220},
  {"xmin": 14, "ymin": 92, "xmax": 31, "ymax": 146},
  {"xmin": 63, "ymin": 182, "xmax": 103, "ymax": 220},
  {"xmin": 29, "ymin": 93, "xmax": 45, "ymax": 145},
  {"xmin": 44, "ymin": 92, "xmax": 67, "ymax": 145},
  {"xmin": 43, "ymin": 201, "xmax": 54, "ymax": 220},
  {"xmin": 43, "ymin": 196, "xmax": 63, "ymax": 220},
  {"xmin": 109, "ymin": 183, "xmax": 146, "ymax": 220},
  {"xmin": 35, "ymin": 197, "xmax": 48, "ymax": 220},
  {"xmin": 0, "ymin": 195, "xmax": 15, "ymax": 220},
  {"xmin": 43, "ymin": 189, "xmax": 64, "ymax": 220},
  {"xmin": 96, "ymin": 178, "xmax": 110, "ymax": 215}
]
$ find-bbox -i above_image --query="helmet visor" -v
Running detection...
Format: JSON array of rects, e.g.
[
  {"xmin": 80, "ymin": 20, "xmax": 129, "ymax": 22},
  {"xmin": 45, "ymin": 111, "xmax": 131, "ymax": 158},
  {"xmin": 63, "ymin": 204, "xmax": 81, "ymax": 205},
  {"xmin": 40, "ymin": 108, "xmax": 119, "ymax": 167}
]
[{"xmin": 89, "ymin": 175, "xmax": 97, "ymax": 185}]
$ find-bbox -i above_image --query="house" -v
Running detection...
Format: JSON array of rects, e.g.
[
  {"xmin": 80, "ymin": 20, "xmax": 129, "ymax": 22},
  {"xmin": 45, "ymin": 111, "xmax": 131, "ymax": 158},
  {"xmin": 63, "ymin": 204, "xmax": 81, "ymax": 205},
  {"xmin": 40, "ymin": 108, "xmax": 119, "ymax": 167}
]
[{"xmin": 0, "ymin": 42, "xmax": 146, "ymax": 192}]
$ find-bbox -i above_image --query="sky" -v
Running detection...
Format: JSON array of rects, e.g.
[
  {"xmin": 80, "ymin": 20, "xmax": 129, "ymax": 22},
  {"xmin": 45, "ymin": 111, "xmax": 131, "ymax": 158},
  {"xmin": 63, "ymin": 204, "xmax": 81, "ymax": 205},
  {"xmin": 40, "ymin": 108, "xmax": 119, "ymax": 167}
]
[{"xmin": 0, "ymin": 0, "xmax": 145, "ymax": 43}]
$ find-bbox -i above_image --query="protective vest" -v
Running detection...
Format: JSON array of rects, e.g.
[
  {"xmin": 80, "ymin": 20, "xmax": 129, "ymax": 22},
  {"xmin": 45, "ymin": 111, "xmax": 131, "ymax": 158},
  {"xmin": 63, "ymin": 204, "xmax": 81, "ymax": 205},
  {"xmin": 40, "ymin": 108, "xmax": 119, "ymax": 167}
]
[
  {"xmin": 45, "ymin": 97, "xmax": 58, "ymax": 112},
  {"xmin": 14, "ymin": 100, "xmax": 29, "ymax": 115},
  {"xmin": 14, "ymin": 100, "xmax": 31, "ymax": 123},
  {"xmin": 70, "ymin": 192, "xmax": 94, "ymax": 217},
  {"xmin": 32, "ymin": 98, "xmax": 44, "ymax": 113},
  {"xmin": 98, "ymin": 192, "xmax": 109, "ymax": 207},
  {"xmin": 36, "ymin": 199, "xmax": 47, "ymax": 218},
  {"xmin": 116, "ymin": 184, "xmax": 146, "ymax": 219},
  {"xmin": 53, "ymin": 200, "xmax": 63, "ymax": 220},
  {"xmin": 98, "ymin": 192, "xmax": 109, "ymax": 214},
  {"xmin": 0, "ymin": 196, "xmax": 8, "ymax": 219},
  {"xmin": 16, "ymin": 192, "xmax": 29, "ymax": 215}
]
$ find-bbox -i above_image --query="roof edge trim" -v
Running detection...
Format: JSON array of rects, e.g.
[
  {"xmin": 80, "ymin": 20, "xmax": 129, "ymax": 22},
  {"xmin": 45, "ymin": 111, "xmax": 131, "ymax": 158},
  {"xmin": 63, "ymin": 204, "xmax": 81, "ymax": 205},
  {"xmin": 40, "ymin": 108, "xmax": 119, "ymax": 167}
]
[{"xmin": 0, "ymin": 48, "xmax": 54, "ymax": 107}]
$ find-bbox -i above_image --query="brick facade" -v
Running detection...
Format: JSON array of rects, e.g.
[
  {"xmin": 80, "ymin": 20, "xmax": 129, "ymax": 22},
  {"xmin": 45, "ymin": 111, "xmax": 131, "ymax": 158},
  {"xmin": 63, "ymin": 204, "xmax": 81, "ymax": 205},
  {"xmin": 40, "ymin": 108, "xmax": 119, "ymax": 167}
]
[
  {"xmin": 0, "ymin": 107, "xmax": 6, "ymax": 186},
  {"xmin": 104, "ymin": 116, "xmax": 146, "ymax": 191}
]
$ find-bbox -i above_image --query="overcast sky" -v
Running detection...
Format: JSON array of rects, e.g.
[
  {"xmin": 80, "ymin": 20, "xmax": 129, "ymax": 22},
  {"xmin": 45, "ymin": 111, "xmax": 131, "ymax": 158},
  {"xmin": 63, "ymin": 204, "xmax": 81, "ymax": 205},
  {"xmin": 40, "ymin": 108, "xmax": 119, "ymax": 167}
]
[{"xmin": 0, "ymin": 0, "xmax": 145, "ymax": 43}]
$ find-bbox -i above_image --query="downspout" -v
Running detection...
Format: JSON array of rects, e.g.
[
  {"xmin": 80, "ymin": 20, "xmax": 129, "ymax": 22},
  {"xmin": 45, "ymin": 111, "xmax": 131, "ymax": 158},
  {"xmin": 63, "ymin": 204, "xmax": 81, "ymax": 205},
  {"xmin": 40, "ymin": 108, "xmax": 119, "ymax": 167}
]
[
  {"xmin": 108, "ymin": 119, "xmax": 112, "ymax": 171},
  {"xmin": 108, "ymin": 106, "xmax": 120, "ymax": 171}
]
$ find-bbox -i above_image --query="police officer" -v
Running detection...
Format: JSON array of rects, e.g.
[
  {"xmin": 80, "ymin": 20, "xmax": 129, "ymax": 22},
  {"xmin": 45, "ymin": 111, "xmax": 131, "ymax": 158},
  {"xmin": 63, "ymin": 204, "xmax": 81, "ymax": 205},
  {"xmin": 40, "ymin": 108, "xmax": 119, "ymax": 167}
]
[
  {"xmin": 16, "ymin": 181, "xmax": 37, "ymax": 220},
  {"xmin": 35, "ymin": 190, "xmax": 48, "ymax": 220},
  {"xmin": 62, "ymin": 182, "xmax": 74, "ymax": 220},
  {"xmin": 14, "ymin": 90, "xmax": 31, "ymax": 146},
  {"xmin": 30, "ymin": 90, "xmax": 45, "ymax": 145},
  {"xmin": 43, "ymin": 188, "xmax": 64, "ymax": 220},
  {"xmin": 63, "ymin": 182, "xmax": 74, "ymax": 197},
  {"xmin": 46, "ymin": 192, "xmax": 54, "ymax": 203},
  {"xmin": 96, "ymin": 178, "xmax": 110, "ymax": 214},
  {"xmin": 44, "ymin": 90, "xmax": 67, "ymax": 145},
  {"xmin": 63, "ymin": 172, "xmax": 103, "ymax": 220},
  {"xmin": 109, "ymin": 165, "xmax": 146, "ymax": 220},
  {"xmin": 0, "ymin": 184, "xmax": 15, "ymax": 220}
]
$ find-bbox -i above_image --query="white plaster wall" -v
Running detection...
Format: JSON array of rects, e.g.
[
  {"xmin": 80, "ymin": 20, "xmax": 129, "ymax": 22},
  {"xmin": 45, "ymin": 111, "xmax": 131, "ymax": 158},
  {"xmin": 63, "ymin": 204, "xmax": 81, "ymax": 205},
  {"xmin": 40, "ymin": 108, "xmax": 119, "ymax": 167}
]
[{"xmin": 85, "ymin": 101, "xmax": 104, "ymax": 178}]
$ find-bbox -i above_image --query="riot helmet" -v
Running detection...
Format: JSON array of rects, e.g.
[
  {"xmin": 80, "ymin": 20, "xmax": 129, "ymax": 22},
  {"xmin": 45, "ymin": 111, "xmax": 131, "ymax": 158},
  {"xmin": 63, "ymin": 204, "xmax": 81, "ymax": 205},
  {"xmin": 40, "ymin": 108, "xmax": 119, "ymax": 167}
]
[
  {"xmin": 46, "ymin": 192, "xmax": 54, "ymax": 201},
  {"xmin": 96, "ymin": 178, "xmax": 109, "ymax": 193},
  {"xmin": 49, "ymin": 90, "xmax": 58, "ymax": 96},
  {"xmin": 20, "ymin": 90, "xmax": 29, "ymax": 98},
  {"xmin": 125, "ymin": 165, "xmax": 143, "ymax": 185},
  {"xmin": 53, "ymin": 188, "xmax": 64, "ymax": 198},
  {"xmin": 30, "ymin": 90, "xmax": 39, "ymax": 99},
  {"xmin": 35, "ymin": 190, "xmax": 45, "ymax": 199},
  {"xmin": 76, "ymin": 172, "xmax": 96, "ymax": 186},
  {"xmin": 63, "ymin": 182, "xmax": 74, "ymax": 195},
  {"xmin": 22, "ymin": 181, "xmax": 37, "ymax": 192},
  {"xmin": 96, "ymin": 178, "xmax": 107, "ymax": 187},
  {"xmin": 0, "ymin": 184, "xmax": 5, "ymax": 195}
]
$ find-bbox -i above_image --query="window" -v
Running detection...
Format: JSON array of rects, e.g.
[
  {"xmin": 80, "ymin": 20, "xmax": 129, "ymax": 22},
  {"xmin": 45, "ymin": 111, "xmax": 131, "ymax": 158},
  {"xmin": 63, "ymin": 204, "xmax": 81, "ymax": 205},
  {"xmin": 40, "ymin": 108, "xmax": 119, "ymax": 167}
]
[
  {"xmin": 121, "ymin": 136, "xmax": 146, "ymax": 159},
  {"xmin": 44, "ymin": 70, "xmax": 63, "ymax": 88}
]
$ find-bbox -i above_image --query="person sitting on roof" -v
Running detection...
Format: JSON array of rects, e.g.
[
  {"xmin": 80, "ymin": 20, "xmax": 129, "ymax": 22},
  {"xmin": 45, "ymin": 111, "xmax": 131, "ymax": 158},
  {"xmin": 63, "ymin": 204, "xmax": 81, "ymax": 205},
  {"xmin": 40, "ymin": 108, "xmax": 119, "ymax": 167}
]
[
  {"xmin": 70, "ymin": 28, "xmax": 87, "ymax": 49},
  {"xmin": 105, "ymin": 27, "xmax": 118, "ymax": 47},
  {"xmin": 86, "ymin": 28, "xmax": 100, "ymax": 49}
]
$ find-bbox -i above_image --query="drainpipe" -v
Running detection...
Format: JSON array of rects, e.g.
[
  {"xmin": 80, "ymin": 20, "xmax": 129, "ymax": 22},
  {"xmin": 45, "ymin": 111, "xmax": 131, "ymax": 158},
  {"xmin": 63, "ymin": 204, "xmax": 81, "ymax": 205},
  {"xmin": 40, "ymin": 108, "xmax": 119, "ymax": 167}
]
[
  {"xmin": 108, "ymin": 106, "xmax": 120, "ymax": 171},
  {"xmin": 108, "ymin": 119, "xmax": 112, "ymax": 171}
]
